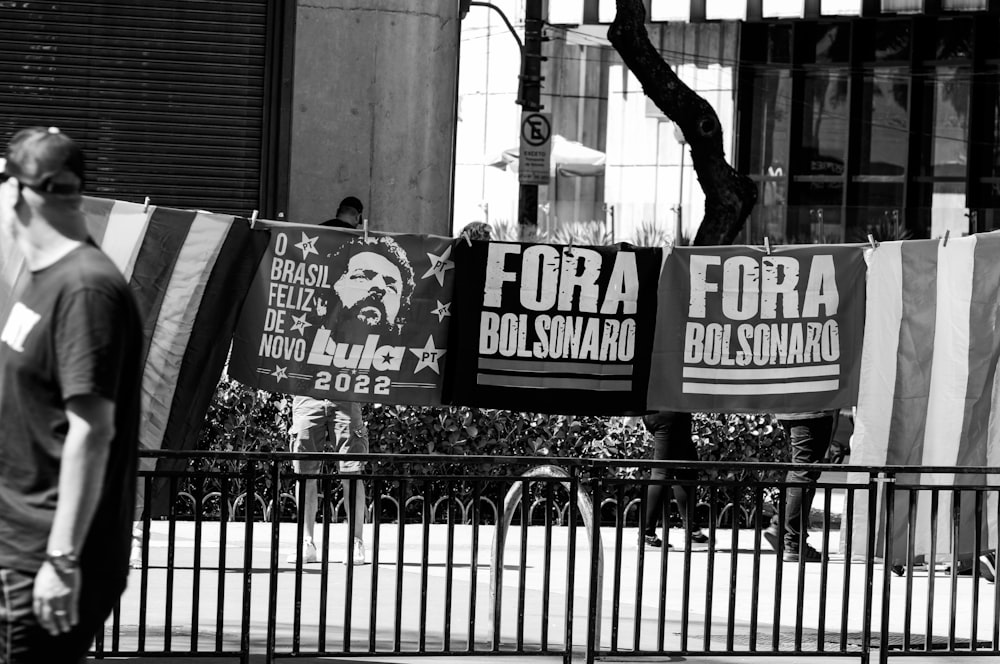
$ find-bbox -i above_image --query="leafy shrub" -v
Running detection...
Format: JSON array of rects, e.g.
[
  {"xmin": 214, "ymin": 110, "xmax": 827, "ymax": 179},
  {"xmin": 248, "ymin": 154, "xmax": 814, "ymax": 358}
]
[{"xmin": 189, "ymin": 374, "xmax": 791, "ymax": 527}]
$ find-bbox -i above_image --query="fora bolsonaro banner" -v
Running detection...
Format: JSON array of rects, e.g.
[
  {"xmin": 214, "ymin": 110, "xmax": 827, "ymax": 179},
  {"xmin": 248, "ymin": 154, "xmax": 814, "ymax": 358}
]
[
  {"xmin": 228, "ymin": 222, "xmax": 455, "ymax": 405},
  {"xmin": 444, "ymin": 241, "xmax": 663, "ymax": 414},
  {"xmin": 647, "ymin": 245, "xmax": 867, "ymax": 413},
  {"xmin": 228, "ymin": 227, "xmax": 868, "ymax": 414}
]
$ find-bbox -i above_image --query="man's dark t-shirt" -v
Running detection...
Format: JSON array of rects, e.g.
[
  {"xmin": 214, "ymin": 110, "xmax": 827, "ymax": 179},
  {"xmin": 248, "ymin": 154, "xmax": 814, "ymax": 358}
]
[{"xmin": 0, "ymin": 242, "xmax": 142, "ymax": 607}]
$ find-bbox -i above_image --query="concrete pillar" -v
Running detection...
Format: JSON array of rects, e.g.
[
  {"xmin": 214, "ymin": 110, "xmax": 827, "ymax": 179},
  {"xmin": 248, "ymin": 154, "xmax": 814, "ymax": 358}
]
[{"xmin": 287, "ymin": 0, "xmax": 459, "ymax": 235}]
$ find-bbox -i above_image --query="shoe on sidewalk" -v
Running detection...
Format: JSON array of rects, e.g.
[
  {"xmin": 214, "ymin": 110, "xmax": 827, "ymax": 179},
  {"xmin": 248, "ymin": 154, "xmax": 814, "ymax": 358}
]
[
  {"xmin": 763, "ymin": 525, "xmax": 781, "ymax": 552},
  {"xmin": 639, "ymin": 533, "xmax": 673, "ymax": 550},
  {"xmin": 345, "ymin": 537, "xmax": 366, "ymax": 565},
  {"xmin": 783, "ymin": 545, "xmax": 824, "ymax": 563},
  {"xmin": 641, "ymin": 532, "xmax": 662, "ymax": 548},
  {"xmin": 287, "ymin": 539, "xmax": 318, "ymax": 564},
  {"xmin": 980, "ymin": 552, "xmax": 996, "ymax": 583},
  {"xmin": 689, "ymin": 528, "xmax": 709, "ymax": 544}
]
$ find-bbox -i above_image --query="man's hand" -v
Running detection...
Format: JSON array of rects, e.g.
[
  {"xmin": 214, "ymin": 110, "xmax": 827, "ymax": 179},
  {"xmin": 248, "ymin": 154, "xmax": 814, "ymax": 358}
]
[{"xmin": 32, "ymin": 560, "xmax": 80, "ymax": 635}]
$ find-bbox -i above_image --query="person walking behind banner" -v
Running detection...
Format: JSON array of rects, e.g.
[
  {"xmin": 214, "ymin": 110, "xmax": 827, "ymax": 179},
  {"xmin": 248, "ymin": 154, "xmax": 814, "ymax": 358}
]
[
  {"xmin": 287, "ymin": 196, "xmax": 370, "ymax": 565},
  {"xmin": 763, "ymin": 410, "xmax": 837, "ymax": 562},
  {"xmin": 639, "ymin": 411, "xmax": 709, "ymax": 549},
  {"xmin": 287, "ymin": 397, "xmax": 368, "ymax": 565},
  {"xmin": 0, "ymin": 127, "xmax": 142, "ymax": 660},
  {"xmin": 322, "ymin": 195, "xmax": 364, "ymax": 229},
  {"xmin": 459, "ymin": 221, "xmax": 492, "ymax": 242}
]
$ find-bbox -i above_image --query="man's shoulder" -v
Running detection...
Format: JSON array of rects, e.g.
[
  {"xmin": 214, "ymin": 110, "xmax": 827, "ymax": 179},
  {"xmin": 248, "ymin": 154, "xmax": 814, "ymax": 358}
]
[
  {"xmin": 72, "ymin": 245, "xmax": 131, "ymax": 290},
  {"xmin": 56, "ymin": 245, "xmax": 137, "ymax": 311}
]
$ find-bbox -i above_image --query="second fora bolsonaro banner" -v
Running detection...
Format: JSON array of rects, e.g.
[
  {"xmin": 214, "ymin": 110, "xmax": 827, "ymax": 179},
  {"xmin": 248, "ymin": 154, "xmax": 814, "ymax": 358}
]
[{"xmin": 229, "ymin": 226, "xmax": 867, "ymax": 415}]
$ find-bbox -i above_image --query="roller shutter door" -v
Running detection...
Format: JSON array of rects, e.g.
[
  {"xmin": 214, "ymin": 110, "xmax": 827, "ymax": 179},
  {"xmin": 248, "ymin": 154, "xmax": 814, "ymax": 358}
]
[{"xmin": 0, "ymin": 0, "xmax": 269, "ymax": 216}]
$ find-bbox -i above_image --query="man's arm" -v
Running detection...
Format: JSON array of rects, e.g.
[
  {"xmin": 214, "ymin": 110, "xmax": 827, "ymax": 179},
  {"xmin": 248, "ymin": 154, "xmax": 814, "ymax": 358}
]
[{"xmin": 33, "ymin": 394, "xmax": 114, "ymax": 635}]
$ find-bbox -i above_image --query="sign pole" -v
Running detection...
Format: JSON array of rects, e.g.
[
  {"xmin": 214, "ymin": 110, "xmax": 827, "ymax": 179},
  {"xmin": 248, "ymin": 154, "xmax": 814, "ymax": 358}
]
[{"xmin": 517, "ymin": 0, "xmax": 545, "ymax": 242}]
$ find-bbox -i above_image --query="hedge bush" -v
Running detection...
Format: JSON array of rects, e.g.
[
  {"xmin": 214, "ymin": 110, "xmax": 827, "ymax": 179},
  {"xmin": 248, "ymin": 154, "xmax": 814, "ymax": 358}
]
[{"xmin": 191, "ymin": 375, "xmax": 791, "ymax": 526}]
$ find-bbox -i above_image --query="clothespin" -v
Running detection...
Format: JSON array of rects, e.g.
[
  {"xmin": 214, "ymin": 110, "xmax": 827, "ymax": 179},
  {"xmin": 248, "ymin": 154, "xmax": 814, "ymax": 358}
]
[
  {"xmin": 867, "ymin": 233, "xmax": 878, "ymax": 250},
  {"xmin": 143, "ymin": 196, "xmax": 150, "ymax": 213},
  {"xmin": 943, "ymin": 230, "xmax": 950, "ymax": 247},
  {"xmin": 363, "ymin": 218, "xmax": 369, "ymax": 242},
  {"xmin": 764, "ymin": 237, "xmax": 771, "ymax": 256},
  {"xmin": 250, "ymin": 210, "xmax": 259, "ymax": 229}
]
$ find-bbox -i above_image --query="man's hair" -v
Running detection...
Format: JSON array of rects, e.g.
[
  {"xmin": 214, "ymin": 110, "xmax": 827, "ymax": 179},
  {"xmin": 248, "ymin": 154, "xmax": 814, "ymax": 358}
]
[
  {"xmin": 330, "ymin": 235, "xmax": 416, "ymax": 328},
  {"xmin": 336, "ymin": 196, "xmax": 364, "ymax": 217},
  {"xmin": 460, "ymin": 221, "xmax": 492, "ymax": 241},
  {"xmin": 3, "ymin": 126, "xmax": 85, "ymax": 196}
]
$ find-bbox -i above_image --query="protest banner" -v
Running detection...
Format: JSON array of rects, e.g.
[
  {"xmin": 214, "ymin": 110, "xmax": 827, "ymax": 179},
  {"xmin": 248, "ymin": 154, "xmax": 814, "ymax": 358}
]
[
  {"xmin": 446, "ymin": 240, "xmax": 663, "ymax": 414},
  {"xmin": 849, "ymin": 235, "xmax": 1000, "ymax": 563},
  {"xmin": 229, "ymin": 222, "xmax": 454, "ymax": 405},
  {"xmin": 647, "ymin": 244, "xmax": 867, "ymax": 413}
]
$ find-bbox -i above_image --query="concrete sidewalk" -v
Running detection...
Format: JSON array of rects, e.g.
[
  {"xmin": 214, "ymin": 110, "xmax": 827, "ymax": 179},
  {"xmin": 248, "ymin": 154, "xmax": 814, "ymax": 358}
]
[{"xmin": 93, "ymin": 519, "xmax": 998, "ymax": 662}]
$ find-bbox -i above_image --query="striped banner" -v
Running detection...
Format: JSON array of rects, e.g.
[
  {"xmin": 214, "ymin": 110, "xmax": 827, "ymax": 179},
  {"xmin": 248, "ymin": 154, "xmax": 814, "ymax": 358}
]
[
  {"xmin": 850, "ymin": 235, "xmax": 1000, "ymax": 563},
  {"xmin": 0, "ymin": 197, "xmax": 270, "ymax": 517}
]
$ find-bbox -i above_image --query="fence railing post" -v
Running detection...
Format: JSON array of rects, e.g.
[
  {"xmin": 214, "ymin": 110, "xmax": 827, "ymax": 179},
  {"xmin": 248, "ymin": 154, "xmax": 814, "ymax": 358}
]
[
  {"xmin": 879, "ymin": 471, "xmax": 897, "ymax": 664},
  {"xmin": 861, "ymin": 470, "xmax": 880, "ymax": 664},
  {"xmin": 241, "ymin": 456, "xmax": 255, "ymax": 664},
  {"xmin": 489, "ymin": 464, "xmax": 604, "ymax": 658},
  {"xmin": 586, "ymin": 473, "xmax": 603, "ymax": 664},
  {"xmin": 266, "ymin": 454, "xmax": 282, "ymax": 661}
]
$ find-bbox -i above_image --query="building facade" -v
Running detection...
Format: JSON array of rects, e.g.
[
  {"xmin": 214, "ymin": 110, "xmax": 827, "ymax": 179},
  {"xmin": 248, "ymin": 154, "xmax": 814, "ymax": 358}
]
[
  {"xmin": 0, "ymin": 1, "xmax": 460, "ymax": 235},
  {"xmin": 460, "ymin": 0, "xmax": 1000, "ymax": 243}
]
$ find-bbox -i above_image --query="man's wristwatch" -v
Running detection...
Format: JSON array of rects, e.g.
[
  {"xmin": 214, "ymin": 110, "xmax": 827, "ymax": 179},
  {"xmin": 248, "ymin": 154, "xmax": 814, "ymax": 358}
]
[{"xmin": 46, "ymin": 550, "xmax": 80, "ymax": 574}]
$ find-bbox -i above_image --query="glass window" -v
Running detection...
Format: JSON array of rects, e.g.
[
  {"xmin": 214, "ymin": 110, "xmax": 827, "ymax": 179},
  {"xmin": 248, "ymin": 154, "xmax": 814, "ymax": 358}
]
[
  {"xmin": 993, "ymin": 76, "xmax": 1000, "ymax": 180},
  {"xmin": 788, "ymin": 184, "xmax": 843, "ymax": 243},
  {"xmin": 747, "ymin": 180, "xmax": 788, "ymax": 243},
  {"xmin": 812, "ymin": 23, "xmax": 850, "ymax": 64},
  {"xmin": 874, "ymin": 22, "xmax": 910, "ymax": 62},
  {"xmin": 799, "ymin": 71, "xmax": 849, "ymax": 177},
  {"xmin": 977, "ymin": 72, "xmax": 1000, "ymax": 231},
  {"xmin": 925, "ymin": 66, "xmax": 970, "ymax": 177},
  {"xmin": 768, "ymin": 24, "xmax": 792, "ymax": 64},
  {"xmin": 854, "ymin": 182, "xmax": 906, "ymax": 238},
  {"xmin": 936, "ymin": 19, "xmax": 973, "ymax": 61},
  {"xmin": 749, "ymin": 69, "xmax": 792, "ymax": 175},
  {"xmin": 859, "ymin": 69, "xmax": 909, "ymax": 176}
]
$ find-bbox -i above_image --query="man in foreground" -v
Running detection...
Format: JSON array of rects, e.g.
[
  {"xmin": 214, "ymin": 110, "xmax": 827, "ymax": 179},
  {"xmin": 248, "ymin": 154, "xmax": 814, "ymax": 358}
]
[{"xmin": 0, "ymin": 127, "xmax": 142, "ymax": 661}]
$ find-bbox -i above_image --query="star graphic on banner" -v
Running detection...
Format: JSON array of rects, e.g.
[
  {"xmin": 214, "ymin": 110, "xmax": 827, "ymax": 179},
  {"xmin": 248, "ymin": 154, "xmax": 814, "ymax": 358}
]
[
  {"xmin": 421, "ymin": 245, "xmax": 455, "ymax": 287},
  {"xmin": 410, "ymin": 335, "xmax": 447, "ymax": 375},
  {"xmin": 272, "ymin": 365, "xmax": 288, "ymax": 382},
  {"xmin": 290, "ymin": 312, "xmax": 312, "ymax": 336},
  {"xmin": 431, "ymin": 300, "xmax": 451, "ymax": 322},
  {"xmin": 379, "ymin": 348, "xmax": 400, "ymax": 366},
  {"xmin": 294, "ymin": 232, "xmax": 319, "ymax": 260}
]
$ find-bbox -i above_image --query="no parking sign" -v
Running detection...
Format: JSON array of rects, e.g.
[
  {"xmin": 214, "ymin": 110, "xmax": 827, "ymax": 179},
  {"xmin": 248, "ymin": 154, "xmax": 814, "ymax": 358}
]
[{"xmin": 518, "ymin": 111, "xmax": 551, "ymax": 185}]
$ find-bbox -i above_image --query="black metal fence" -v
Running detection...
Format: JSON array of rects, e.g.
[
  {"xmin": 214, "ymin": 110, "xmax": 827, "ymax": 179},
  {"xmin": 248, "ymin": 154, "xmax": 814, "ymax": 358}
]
[{"xmin": 91, "ymin": 451, "xmax": 1000, "ymax": 664}]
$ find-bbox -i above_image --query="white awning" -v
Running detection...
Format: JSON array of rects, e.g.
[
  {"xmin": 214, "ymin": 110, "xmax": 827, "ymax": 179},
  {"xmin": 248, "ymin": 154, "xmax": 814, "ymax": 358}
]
[
  {"xmin": 546, "ymin": 0, "xmax": 987, "ymax": 25},
  {"xmin": 763, "ymin": 0, "xmax": 805, "ymax": 19}
]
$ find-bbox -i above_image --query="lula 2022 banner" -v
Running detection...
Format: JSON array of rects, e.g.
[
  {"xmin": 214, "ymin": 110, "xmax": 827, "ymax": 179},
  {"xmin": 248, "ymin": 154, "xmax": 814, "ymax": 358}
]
[
  {"xmin": 229, "ymin": 221, "xmax": 455, "ymax": 405},
  {"xmin": 445, "ymin": 240, "xmax": 663, "ymax": 414},
  {"xmin": 647, "ymin": 245, "xmax": 867, "ymax": 413}
]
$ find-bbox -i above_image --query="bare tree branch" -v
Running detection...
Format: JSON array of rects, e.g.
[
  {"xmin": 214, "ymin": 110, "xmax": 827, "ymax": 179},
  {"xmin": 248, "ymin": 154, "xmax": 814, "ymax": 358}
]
[{"xmin": 608, "ymin": 0, "xmax": 757, "ymax": 246}]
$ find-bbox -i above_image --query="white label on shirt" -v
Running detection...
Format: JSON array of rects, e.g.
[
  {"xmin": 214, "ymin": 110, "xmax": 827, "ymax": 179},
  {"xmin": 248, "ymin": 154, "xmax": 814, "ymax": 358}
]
[{"xmin": 0, "ymin": 302, "xmax": 41, "ymax": 353}]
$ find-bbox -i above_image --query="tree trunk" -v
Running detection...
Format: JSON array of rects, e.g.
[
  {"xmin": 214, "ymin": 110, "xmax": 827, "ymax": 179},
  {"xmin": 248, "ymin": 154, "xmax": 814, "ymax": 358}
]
[{"xmin": 608, "ymin": 0, "xmax": 756, "ymax": 247}]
